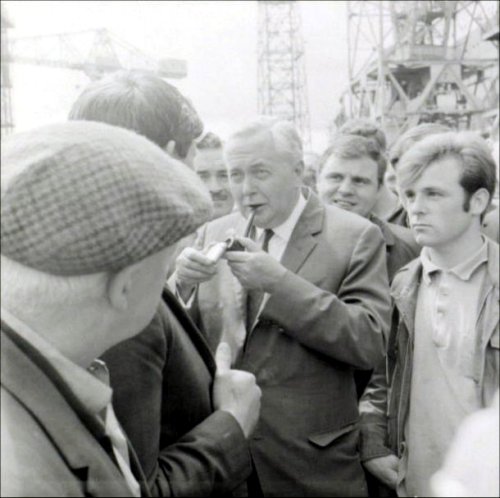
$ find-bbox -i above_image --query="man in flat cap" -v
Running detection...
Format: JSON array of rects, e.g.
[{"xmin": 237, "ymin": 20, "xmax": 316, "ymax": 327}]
[
  {"xmin": 69, "ymin": 70, "xmax": 262, "ymax": 497},
  {"xmin": 0, "ymin": 121, "xmax": 260, "ymax": 497}
]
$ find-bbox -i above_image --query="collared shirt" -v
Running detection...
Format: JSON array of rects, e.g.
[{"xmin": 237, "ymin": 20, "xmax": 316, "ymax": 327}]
[
  {"xmin": 250, "ymin": 193, "xmax": 307, "ymax": 321},
  {"xmin": 397, "ymin": 239, "xmax": 488, "ymax": 497},
  {"xmin": 0, "ymin": 307, "xmax": 140, "ymax": 497},
  {"xmin": 254, "ymin": 192, "xmax": 307, "ymax": 262}
]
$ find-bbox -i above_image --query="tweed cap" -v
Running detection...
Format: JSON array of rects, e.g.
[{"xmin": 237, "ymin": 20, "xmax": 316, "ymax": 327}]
[{"xmin": 1, "ymin": 121, "xmax": 213, "ymax": 275}]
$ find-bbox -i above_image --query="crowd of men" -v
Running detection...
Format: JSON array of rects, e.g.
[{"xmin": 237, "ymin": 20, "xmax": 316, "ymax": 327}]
[{"xmin": 1, "ymin": 70, "xmax": 498, "ymax": 498}]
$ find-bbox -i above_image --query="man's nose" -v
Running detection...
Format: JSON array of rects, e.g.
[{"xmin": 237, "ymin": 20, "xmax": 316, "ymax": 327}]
[
  {"xmin": 337, "ymin": 177, "xmax": 353, "ymax": 195},
  {"xmin": 207, "ymin": 176, "xmax": 222, "ymax": 192},
  {"xmin": 242, "ymin": 174, "xmax": 256, "ymax": 196},
  {"xmin": 409, "ymin": 194, "xmax": 426, "ymax": 215}
]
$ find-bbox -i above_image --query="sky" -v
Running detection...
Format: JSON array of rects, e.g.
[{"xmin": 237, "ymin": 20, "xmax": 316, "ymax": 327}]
[{"xmin": 5, "ymin": 0, "xmax": 350, "ymax": 152}]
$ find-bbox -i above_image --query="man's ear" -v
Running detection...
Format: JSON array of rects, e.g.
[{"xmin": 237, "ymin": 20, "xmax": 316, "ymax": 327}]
[
  {"xmin": 470, "ymin": 188, "xmax": 491, "ymax": 216},
  {"xmin": 164, "ymin": 140, "xmax": 177, "ymax": 158},
  {"xmin": 106, "ymin": 263, "xmax": 139, "ymax": 311},
  {"xmin": 294, "ymin": 160, "xmax": 305, "ymax": 185}
]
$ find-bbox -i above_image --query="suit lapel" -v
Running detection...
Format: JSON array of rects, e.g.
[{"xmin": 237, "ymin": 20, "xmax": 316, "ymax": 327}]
[
  {"xmin": 162, "ymin": 288, "xmax": 216, "ymax": 376},
  {"xmin": 278, "ymin": 193, "xmax": 324, "ymax": 275},
  {"xmin": 1, "ymin": 327, "xmax": 138, "ymax": 497},
  {"xmin": 253, "ymin": 193, "xmax": 323, "ymax": 329}
]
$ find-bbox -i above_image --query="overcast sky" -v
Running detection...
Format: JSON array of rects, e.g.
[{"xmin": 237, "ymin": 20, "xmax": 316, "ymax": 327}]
[{"xmin": 6, "ymin": 1, "xmax": 350, "ymax": 152}]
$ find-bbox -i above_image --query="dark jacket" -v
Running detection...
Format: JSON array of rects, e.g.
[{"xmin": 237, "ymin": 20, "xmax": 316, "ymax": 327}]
[
  {"xmin": 354, "ymin": 216, "xmax": 420, "ymax": 400},
  {"xmin": 359, "ymin": 239, "xmax": 499, "ymax": 462},
  {"xmin": 1, "ymin": 322, "xmax": 149, "ymax": 497},
  {"xmin": 101, "ymin": 289, "xmax": 252, "ymax": 497},
  {"xmin": 369, "ymin": 215, "xmax": 420, "ymax": 283}
]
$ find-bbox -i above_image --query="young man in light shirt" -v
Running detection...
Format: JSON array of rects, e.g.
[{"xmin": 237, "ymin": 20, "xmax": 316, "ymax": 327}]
[{"xmin": 359, "ymin": 132, "xmax": 499, "ymax": 497}]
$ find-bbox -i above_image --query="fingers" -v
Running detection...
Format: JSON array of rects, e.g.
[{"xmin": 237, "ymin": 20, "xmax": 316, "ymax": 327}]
[
  {"xmin": 233, "ymin": 236, "xmax": 261, "ymax": 252},
  {"xmin": 176, "ymin": 247, "xmax": 218, "ymax": 284},
  {"xmin": 224, "ymin": 251, "xmax": 252, "ymax": 262},
  {"xmin": 183, "ymin": 247, "xmax": 217, "ymax": 266},
  {"xmin": 215, "ymin": 342, "xmax": 232, "ymax": 375}
]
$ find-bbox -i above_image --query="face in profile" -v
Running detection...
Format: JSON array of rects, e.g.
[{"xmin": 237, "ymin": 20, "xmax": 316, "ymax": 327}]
[
  {"xmin": 194, "ymin": 148, "xmax": 234, "ymax": 219},
  {"xmin": 384, "ymin": 163, "xmax": 399, "ymax": 197},
  {"xmin": 316, "ymin": 154, "xmax": 380, "ymax": 218},
  {"xmin": 226, "ymin": 133, "xmax": 303, "ymax": 229},
  {"xmin": 401, "ymin": 156, "xmax": 478, "ymax": 250}
]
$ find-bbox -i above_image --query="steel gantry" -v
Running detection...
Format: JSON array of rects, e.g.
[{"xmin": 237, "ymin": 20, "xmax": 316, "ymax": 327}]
[
  {"xmin": 335, "ymin": 0, "xmax": 499, "ymax": 144},
  {"xmin": 258, "ymin": 0, "xmax": 312, "ymax": 149},
  {"xmin": 1, "ymin": 3, "xmax": 14, "ymax": 137},
  {"xmin": 0, "ymin": 3, "xmax": 187, "ymax": 138}
]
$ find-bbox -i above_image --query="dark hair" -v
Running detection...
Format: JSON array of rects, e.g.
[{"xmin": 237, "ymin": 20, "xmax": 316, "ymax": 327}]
[
  {"xmin": 319, "ymin": 134, "xmax": 385, "ymax": 185},
  {"xmin": 398, "ymin": 132, "xmax": 497, "ymax": 220},
  {"xmin": 390, "ymin": 123, "xmax": 451, "ymax": 169},
  {"xmin": 196, "ymin": 131, "xmax": 223, "ymax": 150},
  {"xmin": 68, "ymin": 70, "xmax": 203, "ymax": 158}
]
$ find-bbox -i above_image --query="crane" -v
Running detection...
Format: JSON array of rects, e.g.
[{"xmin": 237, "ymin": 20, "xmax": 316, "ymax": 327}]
[
  {"xmin": 257, "ymin": 0, "xmax": 312, "ymax": 150},
  {"xmin": 335, "ymin": 0, "xmax": 499, "ymax": 144},
  {"xmin": 1, "ymin": 3, "xmax": 187, "ymax": 137}
]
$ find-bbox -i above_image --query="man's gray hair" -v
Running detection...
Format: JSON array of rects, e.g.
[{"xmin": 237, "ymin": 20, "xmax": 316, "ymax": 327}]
[{"xmin": 225, "ymin": 116, "xmax": 304, "ymax": 166}]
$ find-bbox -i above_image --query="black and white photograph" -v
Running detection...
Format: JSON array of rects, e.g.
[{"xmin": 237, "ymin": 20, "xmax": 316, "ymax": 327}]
[{"xmin": 1, "ymin": 1, "xmax": 499, "ymax": 497}]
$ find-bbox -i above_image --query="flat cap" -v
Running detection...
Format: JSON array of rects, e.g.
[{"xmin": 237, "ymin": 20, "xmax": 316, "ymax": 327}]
[{"xmin": 1, "ymin": 121, "xmax": 213, "ymax": 275}]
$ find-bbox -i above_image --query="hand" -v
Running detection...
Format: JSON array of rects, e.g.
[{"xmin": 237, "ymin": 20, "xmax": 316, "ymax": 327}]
[
  {"xmin": 212, "ymin": 342, "xmax": 262, "ymax": 438},
  {"xmin": 363, "ymin": 454, "xmax": 399, "ymax": 490},
  {"xmin": 174, "ymin": 246, "xmax": 218, "ymax": 293},
  {"xmin": 223, "ymin": 237, "xmax": 287, "ymax": 292}
]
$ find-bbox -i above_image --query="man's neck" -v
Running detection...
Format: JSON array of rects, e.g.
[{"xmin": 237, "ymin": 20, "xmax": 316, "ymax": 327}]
[
  {"xmin": 2, "ymin": 305, "xmax": 109, "ymax": 369},
  {"xmin": 372, "ymin": 184, "xmax": 399, "ymax": 219},
  {"xmin": 425, "ymin": 224, "xmax": 484, "ymax": 269}
]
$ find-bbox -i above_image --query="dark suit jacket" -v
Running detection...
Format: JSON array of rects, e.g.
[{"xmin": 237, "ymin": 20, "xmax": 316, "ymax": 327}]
[
  {"xmin": 101, "ymin": 289, "xmax": 252, "ymax": 497},
  {"xmin": 1, "ymin": 323, "xmax": 149, "ymax": 497},
  {"xmin": 191, "ymin": 192, "xmax": 391, "ymax": 497}
]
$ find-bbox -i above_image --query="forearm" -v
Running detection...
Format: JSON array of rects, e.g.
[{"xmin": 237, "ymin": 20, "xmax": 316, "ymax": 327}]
[
  {"xmin": 150, "ymin": 411, "xmax": 252, "ymax": 497},
  {"xmin": 359, "ymin": 363, "xmax": 393, "ymax": 462}
]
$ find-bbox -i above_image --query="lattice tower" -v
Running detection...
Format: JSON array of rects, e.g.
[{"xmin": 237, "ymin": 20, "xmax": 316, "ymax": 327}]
[
  {"xmin": 334, "ymin": 0, "xmax": 499, "ymax": 145},
  {"xmin": 1, "ymin": 3, "xmax": 14, "ymax": 138},
  {"xmin": 258, "ymin": 0, "xmax": 312, "ymax": 150}
]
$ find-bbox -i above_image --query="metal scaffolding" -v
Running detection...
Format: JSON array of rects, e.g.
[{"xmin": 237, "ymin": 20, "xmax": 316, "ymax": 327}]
[
  {"xmin": 1, "ymin": 3, "xmax": 14, "ymax": 138},
  {"xmin": 0, "ymin": 3, "xmax": 187, "ymax": 138},
  {"xmin": 335, "ymin": 0, "xmax": 499, "ymax": 144},
  {"xmin": 6, "ymin": 29, "xmax": 187, "ymax": 81},
  {"xmin": 258, "ymin": 0, "xmax": 312, "ymax": 149}
]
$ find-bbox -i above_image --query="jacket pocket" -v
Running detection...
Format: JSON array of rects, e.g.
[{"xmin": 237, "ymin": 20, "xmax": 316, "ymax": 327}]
[{"xmin": 308, "ymin": 421, "xmax": 358, "ymax": 448}]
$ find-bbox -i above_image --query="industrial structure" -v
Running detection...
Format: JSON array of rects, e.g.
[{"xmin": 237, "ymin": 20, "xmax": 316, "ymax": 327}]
[
  {"xmin": 335, "ymin": 0, "xmax": 499, "ymax": 144},
  {"xmin": 1, "ymin": 3, "xmax": 14, "ymax": 137},
  {"xmin": 0, "ymin": 3, "xmax": 186, "ymax": 138},
  {"xmin": 257, "ymin": 0, "xmax": 312, "ymax": 149}
]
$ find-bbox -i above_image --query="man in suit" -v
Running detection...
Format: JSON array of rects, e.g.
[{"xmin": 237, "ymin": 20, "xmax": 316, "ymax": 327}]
[
  {"xmin": 70, "ymin": 70, "xmax": 262, "ymax": 496},
  {"xmin": 172, "ymin": 117, "xmax": 391, "ymax": 496},
  {"xmin": 0, "ymin": 121, "xmax": 213, "ymax": 496}
]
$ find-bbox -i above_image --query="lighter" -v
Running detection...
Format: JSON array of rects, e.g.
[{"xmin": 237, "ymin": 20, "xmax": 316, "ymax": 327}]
[{"xmin": 204, "ymin": 210, "xmax": 256, "ymax": 263}]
